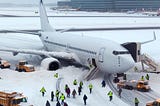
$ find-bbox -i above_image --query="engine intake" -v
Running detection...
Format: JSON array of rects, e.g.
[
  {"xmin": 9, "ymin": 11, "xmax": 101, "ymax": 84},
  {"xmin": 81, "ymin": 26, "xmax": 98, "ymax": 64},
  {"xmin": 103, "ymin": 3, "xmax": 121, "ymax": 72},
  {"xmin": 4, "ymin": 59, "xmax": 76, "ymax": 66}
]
[{"xmin": 41, "ymin": 58, "xmax": 60, "ymax": 71}]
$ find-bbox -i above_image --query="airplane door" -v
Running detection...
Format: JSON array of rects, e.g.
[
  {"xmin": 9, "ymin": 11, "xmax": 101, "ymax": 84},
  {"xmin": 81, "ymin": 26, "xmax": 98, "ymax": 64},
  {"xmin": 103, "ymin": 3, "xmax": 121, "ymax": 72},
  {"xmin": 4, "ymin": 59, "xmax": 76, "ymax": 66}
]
[{"xmin": 98, "ymin": 47, "xmax": 105, "ymax": 62}]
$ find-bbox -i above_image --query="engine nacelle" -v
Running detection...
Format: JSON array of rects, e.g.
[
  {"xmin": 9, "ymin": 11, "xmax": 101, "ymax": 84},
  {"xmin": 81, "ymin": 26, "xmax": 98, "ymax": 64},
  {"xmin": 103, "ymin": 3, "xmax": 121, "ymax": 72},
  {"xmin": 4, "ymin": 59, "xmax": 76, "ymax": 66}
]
[{"xmin": 41, "ymin": 58, "xmax": 60, "ymax": 71}]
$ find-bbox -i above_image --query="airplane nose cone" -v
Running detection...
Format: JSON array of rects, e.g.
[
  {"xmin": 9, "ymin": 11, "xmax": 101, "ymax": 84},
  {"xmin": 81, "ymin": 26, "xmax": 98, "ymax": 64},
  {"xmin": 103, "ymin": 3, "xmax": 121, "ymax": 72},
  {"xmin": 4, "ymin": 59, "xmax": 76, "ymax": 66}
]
[{"xmin": 117, "ymin": 55, "xmax": 135, "ymax": 73}]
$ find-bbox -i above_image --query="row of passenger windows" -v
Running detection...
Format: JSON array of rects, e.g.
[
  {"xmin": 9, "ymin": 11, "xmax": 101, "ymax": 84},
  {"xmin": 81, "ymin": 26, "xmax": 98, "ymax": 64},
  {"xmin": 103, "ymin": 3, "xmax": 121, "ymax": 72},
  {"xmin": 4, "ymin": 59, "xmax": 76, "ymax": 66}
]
[{"xmin": 44, "ymin": 40, "xmax": 97, "ymax": 55}]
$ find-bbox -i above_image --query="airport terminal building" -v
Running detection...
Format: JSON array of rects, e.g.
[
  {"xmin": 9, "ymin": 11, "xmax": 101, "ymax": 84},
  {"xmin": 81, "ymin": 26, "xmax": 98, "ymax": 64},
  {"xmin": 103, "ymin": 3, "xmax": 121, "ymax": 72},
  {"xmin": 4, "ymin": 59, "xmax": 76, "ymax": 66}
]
[{"xmin": 57, "ymin": 0, "xmax": 160, "ymax": 12}]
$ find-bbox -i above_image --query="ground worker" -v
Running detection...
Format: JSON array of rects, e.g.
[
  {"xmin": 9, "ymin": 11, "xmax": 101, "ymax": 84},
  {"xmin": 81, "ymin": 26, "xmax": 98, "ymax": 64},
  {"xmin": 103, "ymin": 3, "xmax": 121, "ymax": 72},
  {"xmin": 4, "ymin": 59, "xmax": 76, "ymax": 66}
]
[
  {"xmin": 145, "ymin": 74, "xmax": 149, "ymax": 80},
  {"xmin": 134, "ymin": 66, "xmax": 138, "ymax": 72},
  {"xmin": 123, "ymin": 74, "xmax": 127, "ymax": 80},
  {"xmin": 65, "ymin": 84, "xmax": 69, "ymax": 93},
  {"xmin": 46, "ymin": 100, "xmax": 50, "ymax": 106},
  {"xmin": 118, "ymin": 88, "xmax": 122, "ymax": 98},
  {"xmin": 51, "ymin": 91, "xmax": 54, "ymax": 101},
  {"xmin": 79, "ymin": 81, "xmax": 83, "ymax": 89},
  {"xmin": 83, "ymin": 94, "xmax": 88, "ymax": 105},
  {"xmin": 64, "ymin": 102, "xmax": 68, "ymax": 106},
  {"xmin": 101, "ymin": 80, "xmax": 106, "ymax": 87},
  {"xmin": 78, "ymin": 86, "xmax": 82, "ymax": 95},
  {"xmin": 60, "ymin": 93, "xmax": 65, "ymax": 104},
  {"xmin": 107, "ymin": 91, "xmax": 113, "ymax": 101},
  {"xmin": 72, "ymin": 89, "xmax": 77, "ymax": 98},
  {"xmin": 56, "ymin": 101, "xmax": 61, "ymax": 106},
  {"xmin": 54, "ymin": 73, "xmax": 58, "ymax": 78},
  {"xmin": 40, "ymin": 86, "xmax": 46, "ymax": 97},
  {"xmin": 134, "ymin": 97, "xmax": 139, "ymax": 106},
  {"xmin": 141, "ymin": 75, "xmax": 145, "ymax": 81},
  {"xmin": 66, "ymin": 87, "xmax": 71, "ymax": 98},
  {"xmin": 73, "ymin": 79, "xmax": 78, "ymax": 85},
  {"xmin": 88, "ymin": 83, "xmax": 93, "ymax": 94},
  {"xmin": 56, "ymin": 90, "xmax": 60, "ymax": 101}
]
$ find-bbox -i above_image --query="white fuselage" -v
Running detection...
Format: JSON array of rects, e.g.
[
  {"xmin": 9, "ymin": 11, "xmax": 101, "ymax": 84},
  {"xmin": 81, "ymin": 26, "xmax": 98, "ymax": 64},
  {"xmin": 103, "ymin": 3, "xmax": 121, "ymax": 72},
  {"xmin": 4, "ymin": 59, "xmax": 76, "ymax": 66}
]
[{"xmin": 40, "ymin": 31, "xmax": 135, "ymax": 74}]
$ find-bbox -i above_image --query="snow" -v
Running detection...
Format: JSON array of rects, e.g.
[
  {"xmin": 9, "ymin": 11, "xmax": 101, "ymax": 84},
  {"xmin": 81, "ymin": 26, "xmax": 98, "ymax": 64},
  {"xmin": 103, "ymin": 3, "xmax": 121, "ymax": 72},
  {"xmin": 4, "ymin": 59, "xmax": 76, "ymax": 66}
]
[
  {"xmin": 0, "ymin": 66, "xmax": 129, "ymax": 106},
  {"xmin": 0, "ymin": 7, "xmax": 160, "ymax": 106}
]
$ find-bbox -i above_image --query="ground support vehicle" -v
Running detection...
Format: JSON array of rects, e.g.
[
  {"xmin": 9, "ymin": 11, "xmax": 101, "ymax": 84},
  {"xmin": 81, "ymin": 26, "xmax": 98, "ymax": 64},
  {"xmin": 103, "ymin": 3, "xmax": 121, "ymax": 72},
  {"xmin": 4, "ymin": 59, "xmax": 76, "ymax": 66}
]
[
  {"xmin": 146, "ymin": 98, "xmax": 160, "ymax": 106},
  {"xmin": 0, "ymin": 91, "xmax": 29, "ymax": 106},
  {"xmin": 0, "ymin": 60, "xmax": 11, "ymax": 69},
  {"xmin": 15, "ymin": 60, "xmax": 35, "ymax": 72},
  {"xmin": 113, "ymin": 73, "xmax": 126, "ymax": 83},
  {"xmin": 117, "ymin": 80, "xmax": 150, "ymax": 92}
]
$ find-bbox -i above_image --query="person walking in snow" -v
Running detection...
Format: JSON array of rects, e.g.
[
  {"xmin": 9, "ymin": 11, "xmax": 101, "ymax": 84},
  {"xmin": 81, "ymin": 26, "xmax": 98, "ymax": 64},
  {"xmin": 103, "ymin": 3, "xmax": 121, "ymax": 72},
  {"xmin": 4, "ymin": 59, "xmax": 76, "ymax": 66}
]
[
  {"xmin": 107, "ymin": 91, "xmax": 113, "ymax": 101},
  {"xmin": 40, "ymin": 86, "xmax": 46, "ymax": 97},
  {"xmin": 60, "ymin": 93, "xmax": 65, "ymax": 104},
  {"xmin": 83, "ymin": 94, "xmax": 88, "ymax": 105},
  {"xmin": 65, "ymin": 84, "xmax": 69, "ymax": 93},
  {"xmin": 78, "ymin": 86, "xmax": 82, "ymax": 95},
  {"xmin": 51, "ymin": 91, "xmax": 54, "ymax": 101},
  {"xmin": 141, "ymin": 75, "xmax": 145, "ymax": 81},
  {"xmin": 118, "ymin": 88, "xmax": 122, "ymax": 98},
  {"xmin": 56, "ymin": 101, "xmax": 61, "ymax": 106},
  {"xmin": 72, "ymin": 89, "xmax": 77, "ymax": 98},
  {"xmin": 66, "ymin": 87, "xmax": 71, "ymax": 98},
  {"xmin": 134, "ymin": 97, "xmax": 139, "ymax": 106},
  {"xmin": 46, "ymin": 100, "xmax": 50, "ymax": 106},
  {"xmin": 73, "ymin": 79, "xmax": 78, "ymax": 85},
  {"xmin": 79, "ymin": 81, "xmax": 83, "ymax": 89},
  {"xmin": 88, "ymin": 83, "xmax": 93, "ymax": 94},
  {"xmin": 56, "ymin": 90, "xmax": 60, "ymax": 101},
  {"xmin": 145, "ymin": 74, "xmax": 149, "ymax": 80},
  {"xmin": 101, "ymin": 80, "xmax": 106, "ymax": 87},
  {"xmin": 54, "ymin": 73, "xmax": 58, "ymax": 78},
  {"xmin": 63, "ymin": 102, "xmax": 68, "ymax": 106}
]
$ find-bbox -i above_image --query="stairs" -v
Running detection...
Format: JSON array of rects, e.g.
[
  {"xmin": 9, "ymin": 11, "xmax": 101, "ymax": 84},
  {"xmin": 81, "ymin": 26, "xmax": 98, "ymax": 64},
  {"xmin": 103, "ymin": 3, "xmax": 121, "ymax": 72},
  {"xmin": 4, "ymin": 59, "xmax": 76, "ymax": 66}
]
[
  {"xmin": 84, "ymin": 66, "xmax": 99, "ymax": 81},
  {"xmin": 141, "ymin": 53, "xmax": 159, "ymax": 72}
]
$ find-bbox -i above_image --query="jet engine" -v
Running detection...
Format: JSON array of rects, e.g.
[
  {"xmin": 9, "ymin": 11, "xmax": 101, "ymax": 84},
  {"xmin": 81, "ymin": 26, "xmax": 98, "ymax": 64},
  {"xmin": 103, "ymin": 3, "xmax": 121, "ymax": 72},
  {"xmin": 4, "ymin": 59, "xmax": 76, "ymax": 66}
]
[{"xmin": 41, "ymin": 58, "xmax": 60, "ymax": 71}]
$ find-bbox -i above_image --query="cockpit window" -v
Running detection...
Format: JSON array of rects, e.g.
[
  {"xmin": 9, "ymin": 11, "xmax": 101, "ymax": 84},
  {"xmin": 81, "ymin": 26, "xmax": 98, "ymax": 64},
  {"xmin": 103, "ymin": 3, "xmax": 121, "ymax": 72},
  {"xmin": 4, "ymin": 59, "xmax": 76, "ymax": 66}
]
[{"xmin": 113, "ymin": 51, "xmax": 130, "ymax": 55}]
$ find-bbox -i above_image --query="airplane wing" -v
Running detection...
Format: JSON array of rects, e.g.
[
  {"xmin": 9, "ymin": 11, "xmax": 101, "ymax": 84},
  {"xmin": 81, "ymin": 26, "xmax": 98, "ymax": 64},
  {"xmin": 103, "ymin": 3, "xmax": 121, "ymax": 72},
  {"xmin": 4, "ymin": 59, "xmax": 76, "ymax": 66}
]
[
  {"xmin": 0, "ymin": 47, "xmax": 77, "ymax": 61},
  {"xmin": 0, "ymin": 30, "xmax": 40, "ymax": 35},
  {"xmin": 1, "ymin": 25, "xmax": 160, "ymax": 35}
]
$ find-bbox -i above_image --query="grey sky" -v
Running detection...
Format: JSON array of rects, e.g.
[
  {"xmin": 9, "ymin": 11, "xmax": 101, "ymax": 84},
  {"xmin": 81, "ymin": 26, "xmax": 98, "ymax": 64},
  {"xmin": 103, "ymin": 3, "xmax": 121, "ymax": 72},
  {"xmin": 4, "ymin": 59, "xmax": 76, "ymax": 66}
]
[{"xmin": 0, "ymin": 0, "xmax": 64, "ymax": 4}]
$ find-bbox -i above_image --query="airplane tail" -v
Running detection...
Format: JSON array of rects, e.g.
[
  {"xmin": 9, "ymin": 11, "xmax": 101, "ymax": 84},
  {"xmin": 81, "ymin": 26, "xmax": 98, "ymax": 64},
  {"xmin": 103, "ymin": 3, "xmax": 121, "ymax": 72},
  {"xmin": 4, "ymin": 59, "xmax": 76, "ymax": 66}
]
[{"xmin": 39, "ymin": 0, "xmax": 54, "ymax": 31}]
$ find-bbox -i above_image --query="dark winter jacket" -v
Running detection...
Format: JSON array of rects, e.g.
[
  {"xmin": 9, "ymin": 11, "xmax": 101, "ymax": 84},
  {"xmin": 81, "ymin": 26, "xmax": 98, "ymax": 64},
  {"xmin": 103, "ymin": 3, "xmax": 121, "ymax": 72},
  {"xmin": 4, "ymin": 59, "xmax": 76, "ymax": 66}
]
[
  {"xmin": 56, "ymin": 101, "xmax": 61, "ymax": 106},
  {"xmin": 72, "ymin": 89, "xmax": 77, "ymax": 96},
  {"xmin": 78, "ymin": 87, "xmax": 82, "ymax": 93},
  {"xmin": 83, "ymin": 94, "xmax": 88, "ymax": 101},
  {"xmin": 51, "ymin": 91, "xmax": 54, "ymax": 98},
  {"xmin": 46, "ymin": 100, "xmax": 50, "ymax": 106},
  {"xmin": 64, "ymin": 102, "xmax": 68, "ymax": 106},
  {"xmin": 66, "ymin": 87, "xmax": 71, "ymax": 94},
  {"xmin": 101, "ymin": 80, "xmax": 106, "ymax": 87}
]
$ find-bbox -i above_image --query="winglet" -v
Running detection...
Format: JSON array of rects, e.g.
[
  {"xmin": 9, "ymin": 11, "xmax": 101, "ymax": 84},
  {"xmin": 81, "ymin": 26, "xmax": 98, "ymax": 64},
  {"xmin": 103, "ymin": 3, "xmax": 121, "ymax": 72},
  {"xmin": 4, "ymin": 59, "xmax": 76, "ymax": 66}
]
[
  {"xmin": 39, "ymin": 0, "xmax": 54, "ymax": 31},
  {"xmin": 141, "ymin": 31, "xmax": 156, "ymax": 44}
]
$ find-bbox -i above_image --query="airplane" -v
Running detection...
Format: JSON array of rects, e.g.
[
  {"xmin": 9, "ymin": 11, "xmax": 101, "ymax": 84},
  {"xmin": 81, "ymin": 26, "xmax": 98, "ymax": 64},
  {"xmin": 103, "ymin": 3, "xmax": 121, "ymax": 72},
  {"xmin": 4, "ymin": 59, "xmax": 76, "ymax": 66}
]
[
  {"xmin": 142, "ymin": 11, "xmax": 160, "ymax": 16},
  {"xmin": 0, "ymin": 0, "xmax": 136, "ymax": 80}
]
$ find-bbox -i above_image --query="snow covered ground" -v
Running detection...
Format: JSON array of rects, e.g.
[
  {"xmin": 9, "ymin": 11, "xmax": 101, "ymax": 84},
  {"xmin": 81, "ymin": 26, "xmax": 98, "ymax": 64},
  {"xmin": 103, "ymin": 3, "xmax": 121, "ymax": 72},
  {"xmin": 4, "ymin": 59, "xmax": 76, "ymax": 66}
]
[
  {"xmin": 0, "ymin": 66, "xmax": 129, "ymax": 106},
  {"xmin": 0, "ymin": 7, "xmax": 160, "ymax": 106}
]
